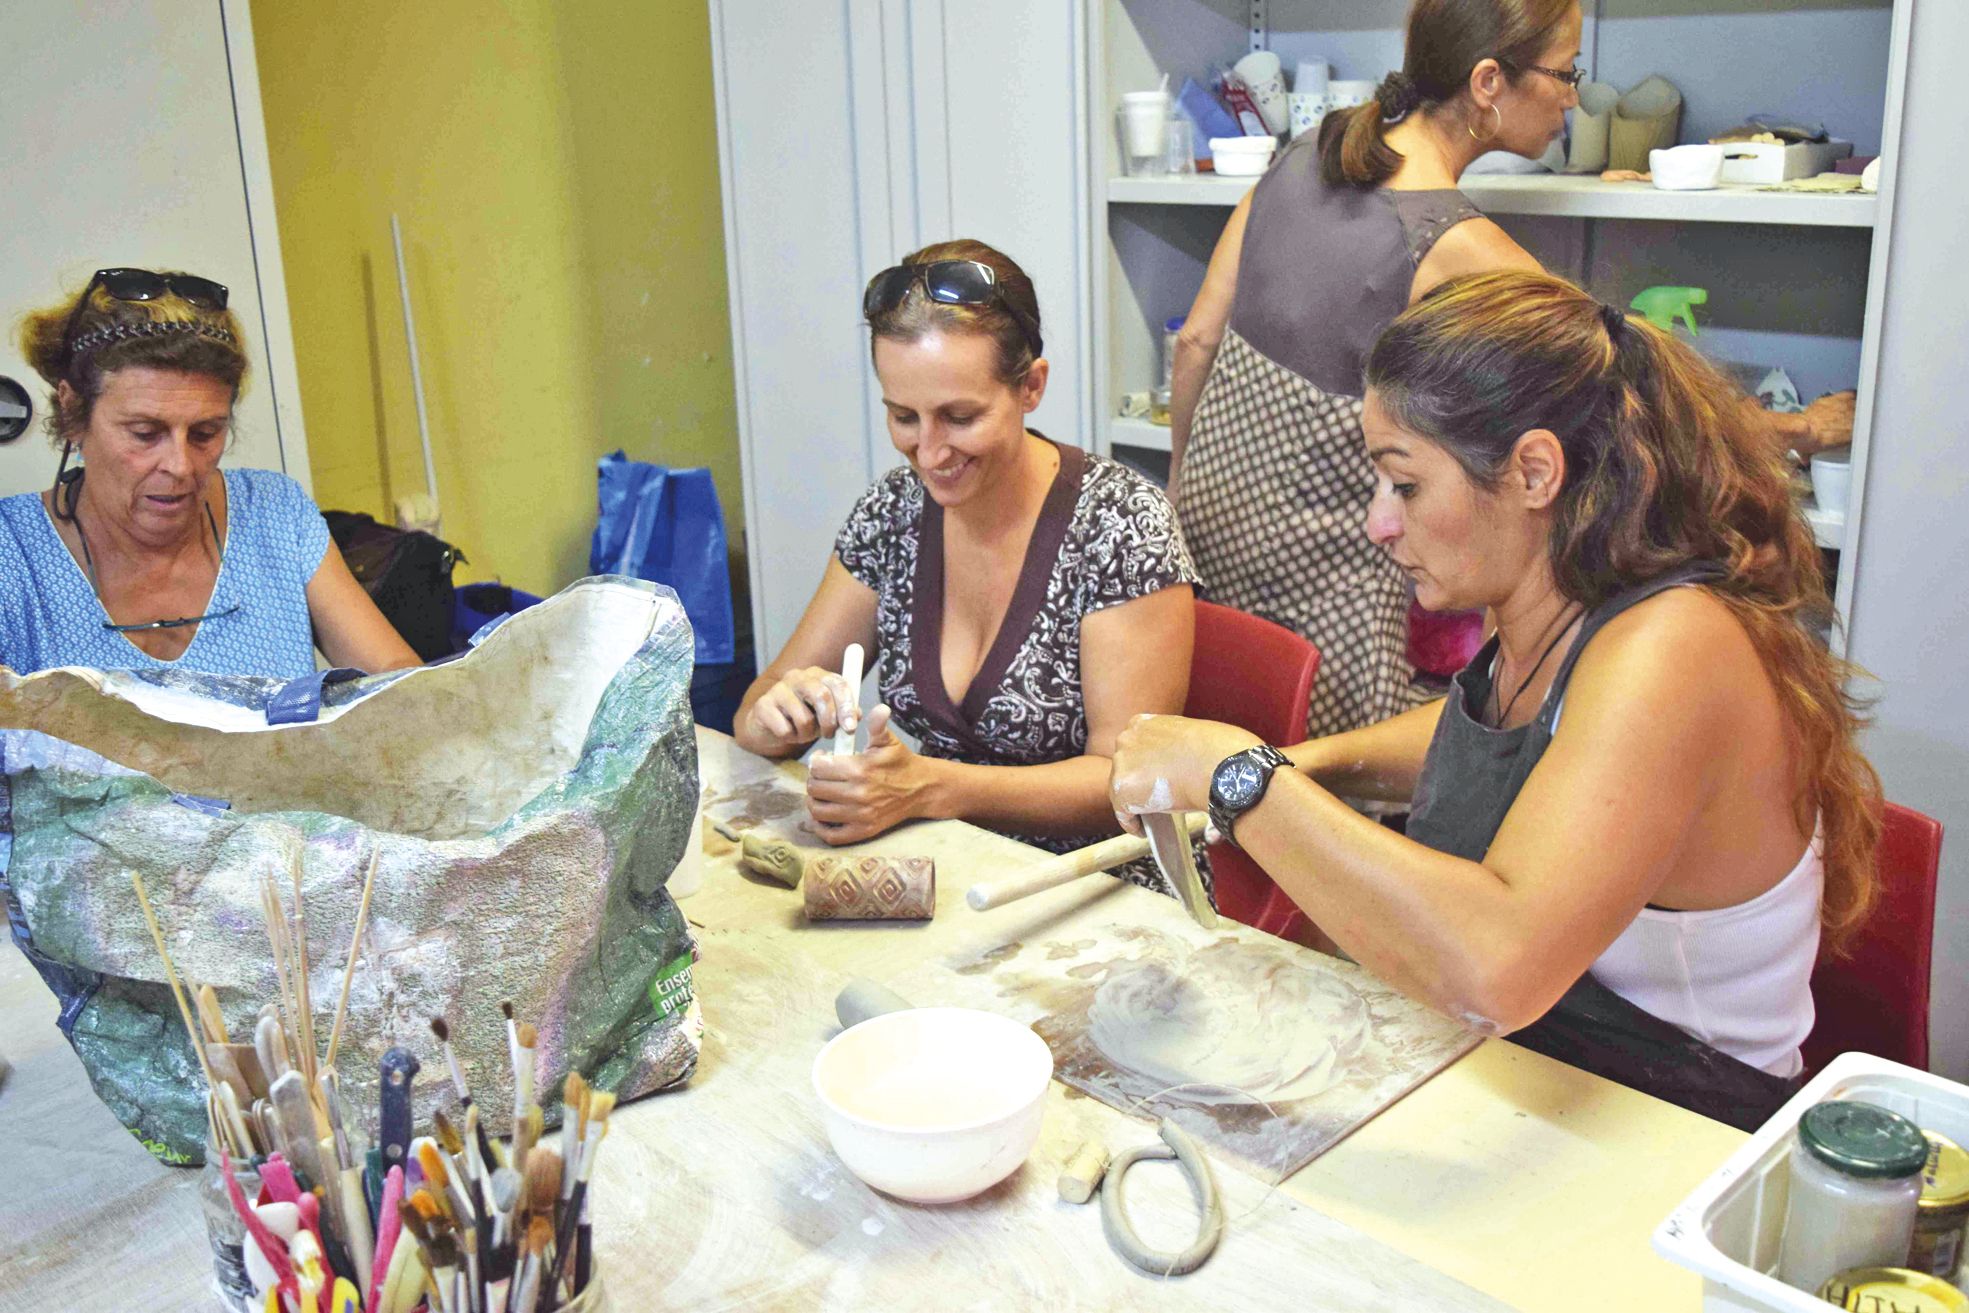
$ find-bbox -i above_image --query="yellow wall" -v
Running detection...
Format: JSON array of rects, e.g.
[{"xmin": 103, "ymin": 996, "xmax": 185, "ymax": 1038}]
[{"xmin": 251, "ymin": 0, "xmax": 741, "ymax": 596}]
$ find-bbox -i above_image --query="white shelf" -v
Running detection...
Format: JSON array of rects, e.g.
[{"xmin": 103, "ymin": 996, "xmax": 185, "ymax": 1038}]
[
  {"xmin": 1109, "ymin": 415, "xmax": 1173, "ymax": 453},
  {"xmin": 1802, "ymin": 497, "xmax": 1847, "ymax": 551},
  {"xmin": 1107, "ymin": 172, "xmax": 1879, "ymax": 228}
]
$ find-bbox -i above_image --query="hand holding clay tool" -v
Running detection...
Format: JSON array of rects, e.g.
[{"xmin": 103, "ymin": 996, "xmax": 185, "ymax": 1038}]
[
  {"xmin": 1143, "ymin": 811, "xmax": 1218, "ymax": 930},
  {"xmin": 964, "ymin": 813, "xmax": 1209, "ymax": 912},
  {"xmin": 831, "ymin": 641, "xmax": 864, "ymax": 756}
]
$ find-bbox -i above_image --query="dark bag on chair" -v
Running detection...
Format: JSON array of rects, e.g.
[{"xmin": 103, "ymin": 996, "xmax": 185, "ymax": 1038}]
[{"xmin": 323, "ymin": 510, "xmax": 464, "ymax": 662}]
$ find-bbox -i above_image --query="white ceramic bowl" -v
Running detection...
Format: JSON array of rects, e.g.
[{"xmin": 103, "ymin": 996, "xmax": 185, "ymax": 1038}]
[
  {"xmin": 812, "ymin": 1006, "xmax": 1053, "ymax": 1203},
  {"xmin": 1209, "ymin": 135, "xmax": 1277, "ymax": 177},
  {"xmin": 1649, "ymin": 143, "xmax": 1724, "ymax": 191},
  {"xmin": 1810, "ymin": 447, "xmax": 1852, "ymax": 517}
]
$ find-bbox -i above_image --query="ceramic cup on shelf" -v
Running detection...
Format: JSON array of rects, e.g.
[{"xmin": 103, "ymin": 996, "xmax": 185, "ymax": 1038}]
[
  {"xmin": 1326, "ymin": 79, "xmax": 1377, "ymax": 112},
  {"xmin": 1810, "ymin": 446, "xmax": 1852, "ymax": 518},
  {"xmin": 1233, "ymin": 50, "xmax": 1290, "ymax": 135},
  {"xmin": 1118, "ymin": 91, "xmax": 1171, "ymax": 176},
  {"xmin": 1289, "ymin": 92, "xmax": 1328, "ymax": 140}
]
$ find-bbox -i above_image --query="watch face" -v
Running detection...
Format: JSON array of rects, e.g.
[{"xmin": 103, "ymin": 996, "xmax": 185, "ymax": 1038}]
[{"xmin": 1214, "ymin": 755, "xmax": 1265, "ymax": 808}]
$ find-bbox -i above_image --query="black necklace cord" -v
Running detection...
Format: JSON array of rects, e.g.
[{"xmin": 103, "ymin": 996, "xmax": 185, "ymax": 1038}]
[{"xmin": 1492, "ymin": 606, "xmax": 1583, "ymax": 728}]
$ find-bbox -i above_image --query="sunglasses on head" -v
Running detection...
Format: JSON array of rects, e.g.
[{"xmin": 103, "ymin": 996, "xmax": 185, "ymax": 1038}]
[
  {"xmin": 863, "ymin": 260, "xmax": 1043, "ymax": 359},
  {"xmin": 60, "ymin": 268, "xmax": 230, "ymax": 369}
]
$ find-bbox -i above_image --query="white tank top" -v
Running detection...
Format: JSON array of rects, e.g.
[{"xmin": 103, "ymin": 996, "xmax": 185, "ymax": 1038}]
[
  {"xmin": 1589, "ymin": 831, "xmax": 1822, "ymax": 1078},
  {"xmin": 1554, "ymin": 681, "xmax": 1822, "ymax": 1078}
]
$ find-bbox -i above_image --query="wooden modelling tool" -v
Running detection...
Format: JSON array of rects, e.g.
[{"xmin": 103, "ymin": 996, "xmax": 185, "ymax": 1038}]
[
  {"xmin": 803, "ymin": 855, "xmax": 935, "ymax": 921},
  {"xmin": 964, "ymin": 814, "xmax": 1209, "ymax": 911},
  {"xmin": 706, "ymin": 815, "xmax": 806, "ymax": 887}
]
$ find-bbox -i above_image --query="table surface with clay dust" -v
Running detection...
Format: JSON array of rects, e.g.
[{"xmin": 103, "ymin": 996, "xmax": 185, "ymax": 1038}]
[{"xmin": 0, "ymin": 727, "xmax": 1745, "ymax": 1313}]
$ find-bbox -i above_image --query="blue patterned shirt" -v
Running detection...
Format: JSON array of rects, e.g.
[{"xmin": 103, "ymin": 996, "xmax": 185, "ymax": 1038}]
[{"xmin": 0, "ymin": 467, "xmax": 329, "ymax": 678}]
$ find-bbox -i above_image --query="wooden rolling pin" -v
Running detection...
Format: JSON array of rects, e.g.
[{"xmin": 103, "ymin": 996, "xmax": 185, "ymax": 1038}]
[{"xmin": 965, "ymin": 814, "xmax": 1207, "ymax": 912}]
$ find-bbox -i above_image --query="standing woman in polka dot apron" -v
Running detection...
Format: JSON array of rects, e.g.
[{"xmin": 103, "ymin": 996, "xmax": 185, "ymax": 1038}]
[
  {"xmin": 0, "ymin": 269, "xmax": 419, "ymax": 678},
  {"xmin": 1169, "ymin": 0, "xmax": 1580, "ymax": 738}
]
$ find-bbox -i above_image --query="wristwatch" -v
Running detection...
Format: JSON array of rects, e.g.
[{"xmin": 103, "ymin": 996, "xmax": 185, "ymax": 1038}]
[{"xmin": 1207, "ymin": 744, "xmax": 1293, "ymax": 847}]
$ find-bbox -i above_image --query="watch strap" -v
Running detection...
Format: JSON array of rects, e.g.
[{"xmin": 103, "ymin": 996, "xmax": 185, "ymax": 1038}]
[{"xmin": 1207, "ymin": 744, "xmax": 1293, "ymax": 848}]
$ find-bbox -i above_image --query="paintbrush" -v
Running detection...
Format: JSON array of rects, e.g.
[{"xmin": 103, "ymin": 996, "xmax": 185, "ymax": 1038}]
[
  {"xmin": 397, "ymin": 1199, "xmax": 458, "ymax": 1312},
  {"xmin": 487, "ymin": 1165, "xmax": 521, "ymax": 1261},
  {"xmin": 463, "ymin": 1104, "xmax": 492, "ymax": 1311},
  {"xmin": 516, "ymin": 1146, "xmax": 562, "ymax": 1239},
  {"xmin": 545, "ymin": 1095, "xmax": 612, "ymax": 1305},
  {"xmin": 513, "ymin": 1215, "xmax": 554, "ymax": 1313},
  {"xmin": 557, "ymin": 1072, "xmax": 588, "ymax": 1201},
  {"xmin": 129, "ymin": 872, "xmax": 226, "ymax": 1150},
  {"xmin": 417, "ymin": 1137, "xmax": 475, "ymax": 1227},
  {"xmin": 431, "ymin": 1016, "xmax": 502, "ymax": 1171},
  {"xmin": 322, "ymin": 847, "xmax": 379, "ymax": 1073}
]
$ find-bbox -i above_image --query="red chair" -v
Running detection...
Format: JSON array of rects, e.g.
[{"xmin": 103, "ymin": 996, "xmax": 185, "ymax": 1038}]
[
  {"xmin": 1802, "ymin": 802, "xmax": 1942, "ymax": 1073},
  {"xmin": 1183, "ymin": 600, "xmax": 1321, "ymax": 941}
]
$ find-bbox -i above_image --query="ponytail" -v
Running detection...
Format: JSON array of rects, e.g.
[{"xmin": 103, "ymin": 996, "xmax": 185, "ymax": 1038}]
[{"xmin": 1318, "ymin": 0, "xmax": 1577, "ymax": 188}]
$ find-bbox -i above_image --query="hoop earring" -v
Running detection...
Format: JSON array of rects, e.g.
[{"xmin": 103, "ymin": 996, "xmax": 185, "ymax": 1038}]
[{"xmin": 1466, "ymin": 102, "xmax": 1503, "ymax": 143}]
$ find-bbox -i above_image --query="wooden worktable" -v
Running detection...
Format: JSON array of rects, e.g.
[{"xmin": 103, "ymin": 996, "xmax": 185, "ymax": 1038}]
[{"xmin": 0, "ymin": 727, "xmax": 1743, "ymax": 1311}]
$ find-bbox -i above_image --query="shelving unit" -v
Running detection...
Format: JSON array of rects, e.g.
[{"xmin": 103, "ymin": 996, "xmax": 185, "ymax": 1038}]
[
  {"xmin": 1109, "ymin": 172, "xmax": 1879, "ymax": 228},
  {"xmin": 1089, "ymin": 0, "xmax": 1909, "ymax": 642}
]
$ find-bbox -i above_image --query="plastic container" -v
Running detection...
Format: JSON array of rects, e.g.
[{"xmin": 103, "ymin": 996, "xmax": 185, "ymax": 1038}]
[
  {"xmin": 1151, "ymin": 316, "xmax": 1184, "ymax": 424},
  {"xmin": 1209, "ymin": 136, "xmax": 1276, "ymax": 177},
  {"xmin": 1774, "ymin": 1100, "xmax": 1927, "ymax": 1291},
  {"xmin": 1654, "ymin": 1052, "xmax": 1969, "ymax": 1312},
  {"xmin": 1651, "ymin": 143, "xmax": 1725, "ymax": 191},
  {"xmin": 1119, "ymin": 92, "xmax": 1170, "ymax": 176},
  {"xmin": 1718, "ymin": 138, "xmax": 1853, "ymax": 184}
]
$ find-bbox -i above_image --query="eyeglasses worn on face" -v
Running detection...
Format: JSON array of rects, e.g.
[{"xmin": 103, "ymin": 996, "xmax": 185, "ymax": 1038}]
[
  {"xmin": 1517, "ymin": 62, "xmax": 1586, "ymax": 89},
  {"xmin": 60, "ymin": 268, "xmax": 231, "ymax": 371},
  {"xmin": 863, "ymin": 259, "xmax": 1044, "ymax": 359}
]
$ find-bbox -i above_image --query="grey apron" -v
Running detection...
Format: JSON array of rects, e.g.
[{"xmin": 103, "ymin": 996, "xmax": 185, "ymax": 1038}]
[{"xmin": 1408, "ymin": 563, "xmax": 1800, "ymax": 1130}]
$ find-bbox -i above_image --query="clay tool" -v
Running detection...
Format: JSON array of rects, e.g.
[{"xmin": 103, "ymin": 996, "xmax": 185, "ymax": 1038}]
[
  {"xmin": 289, "ymin": 849, "xmax": 321, "ymax": 1090},
  {"xmin": 831, "ymin": 641, "xmax": 864, "ymax": 756},
  {"xmin": 129, "ymin": 874, "xmax": 224, "ymax": 1119},
  {"xmin": 378, "ymin": 1046, "xmax": 421, "ymax": 1172},
  {"xmin": 216, "ymin": 1078, "xmax": 256, "ymax": 1156},
  {"xmin": 255, "ymin": 1013, "xmax": 293, "ymax": 1086},
  {"xmin": 219, "ymin": 1145, "xmax": 299, "ymax": 1301},
  {"xmin": 259, "ymin": 874, "xmax": 303, "ymax": 1075},
  {"xmin": 323, "ymin": 847, "xmax": 381, "ymax": 1072},
  {"xmin": 196, "ymin": 982, "xmax": 230, "ymax": 1044},
  {"xmin": 296, "ymin": 1191, "xmax": 349, "ymax": 1313},
  {"xmin": 1058, "ymin": 1140, "xmax": 1111, "ymax": 1204},
  {"xmin": 368, "ymin": 1164, "xmax": 405, "ymax": 1313},
  {"xmin": 705, "ymin": 815, "xmax": 806, "ymax": 888},
  {"xmin": 218, "ymin": 1040, "xmax": 271, "ymax": 1100},
  {"xmin": 271, "ymin": 1071, "xmax": 331, "ymax": 1192},
  {"xmin": 964, "ymin": 813, "xmax": 1209, "ymax": 911},
  {"xmin": 803, "ymin": 854, "xmax": 934, "ymax": 920},
  {"xmin": 1097, "ymin": 1119, "xmax": 1224, "ymax": 1276},
  {"xmin": 330, "ymin": 1277, "xmax": 361, "ymax": 1313},
  {"xmin": 205, "ymin": 1041, "xmax": 254, "ymax": 1108},
  {"xmin": 289, "ymin": 1227, "xmax": 327, "ymax": 1313},
  {"xmin": 1143, "ymin": 811, "xmax": 1219, "ymax": 930},
  {"xmin": 336, "ymin": 1160, "xmax": 375, "ymax": 1301},
  {"xmin": 242, "ymin": 1200, "xmax": 302, "ymax": 1300},
  {"xmin": 835, "ymin": 978, "xmax": 912, "ymax": 1029},
  {"xmin": 376, "ymin": 1231, "xmax": 427, "ymax": 1313}
]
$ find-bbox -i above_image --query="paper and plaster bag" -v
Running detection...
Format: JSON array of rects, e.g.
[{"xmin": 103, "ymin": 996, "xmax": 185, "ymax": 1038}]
[{"xmin": 0, "ymin": 576, "xmax": 703, "ymax": 1163}]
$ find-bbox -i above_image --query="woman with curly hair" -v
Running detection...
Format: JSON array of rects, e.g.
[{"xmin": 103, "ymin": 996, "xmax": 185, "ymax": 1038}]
[{"xmin": 1114, "ymin": 271, "xmax": 1880, "ymax": 1126}]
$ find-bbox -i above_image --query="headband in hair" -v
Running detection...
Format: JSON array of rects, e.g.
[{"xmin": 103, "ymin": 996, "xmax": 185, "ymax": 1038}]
[
  {"xmin": 1377, "ymin": 70, "xmax": 1422, "ymax": 122},
  {"xmin": 66, "ymin": 319, "xmax": 238, "ymax": 368}
]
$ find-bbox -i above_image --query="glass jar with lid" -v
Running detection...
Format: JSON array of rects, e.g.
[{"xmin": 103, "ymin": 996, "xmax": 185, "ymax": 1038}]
[
  {"xmin": 1910, "ymin": 1130, "xmax": 1969, "ymax": 1279},
  {"xmin": 1777, "ymin": 1100, "xmax": 1930, "ymax": 1292}
]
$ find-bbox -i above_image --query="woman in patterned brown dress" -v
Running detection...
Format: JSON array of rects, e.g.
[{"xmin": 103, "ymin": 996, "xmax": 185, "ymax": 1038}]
[
  {"xmin": 1169, "ymin": 0, "xmax": 1581, "ymax": 739},
  {"xmin": 734, "ymin": 240, "xmax": 1200, "ymax": 891}
]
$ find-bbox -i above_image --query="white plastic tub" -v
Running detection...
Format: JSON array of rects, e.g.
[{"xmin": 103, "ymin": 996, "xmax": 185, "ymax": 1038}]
[{"xmin": 1654, "ymin": 1052, "xmax": 1969, "ymax": 1311}]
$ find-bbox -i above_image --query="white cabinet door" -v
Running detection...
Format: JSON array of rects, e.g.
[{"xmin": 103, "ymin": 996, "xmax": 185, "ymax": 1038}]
[
  {"xmin": 712, "ymin": 0, "xmax": 1087, "ymax": 659},
  {"xmin": 0, "ymin": 0, "xmax": 303, "ymax": 497}
]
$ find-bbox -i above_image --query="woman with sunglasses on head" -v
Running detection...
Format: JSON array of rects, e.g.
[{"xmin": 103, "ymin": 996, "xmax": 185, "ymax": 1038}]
[
  {"xmin": 735, "ymin": 240, "xmax": 1201, "ymax": 892},
  {"xmin": 1169, "ymin": 0, "xmax": 1582, "ymax": 743},
  {"xmin": 1, "ymin": 269, "xmax": 418, "ymax": 677},
  {"xmin": 1114, "ymin": 272, "xmax": 1882, "ymax": 1126}
]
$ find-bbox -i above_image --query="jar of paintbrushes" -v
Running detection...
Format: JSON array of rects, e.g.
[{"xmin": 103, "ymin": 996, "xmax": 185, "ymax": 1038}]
[{"xmin": 135, "ymin": 864, "xmax": 615, "ymax": 1313}]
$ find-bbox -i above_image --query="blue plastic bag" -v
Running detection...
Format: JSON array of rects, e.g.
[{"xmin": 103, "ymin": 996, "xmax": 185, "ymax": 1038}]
[{"xmin": 591, "ymin": 452, "xmax": 736, "ymax": 663}]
